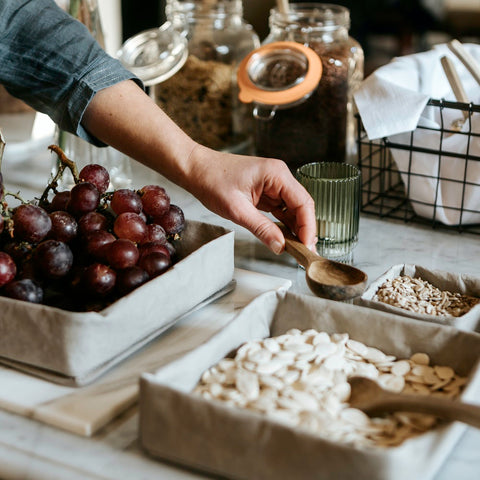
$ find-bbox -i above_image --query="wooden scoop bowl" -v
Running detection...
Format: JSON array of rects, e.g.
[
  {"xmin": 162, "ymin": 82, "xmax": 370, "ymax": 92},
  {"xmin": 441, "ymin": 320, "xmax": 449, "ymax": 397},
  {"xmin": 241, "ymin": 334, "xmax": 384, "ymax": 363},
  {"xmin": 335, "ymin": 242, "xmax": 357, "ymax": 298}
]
[
  {"xmin": 279, "ymin": 224, "xmax": 367, "ymax": 301},
  {"xmin": 348, "ymin": 376, "xmax": 480, "ymax": 428}
]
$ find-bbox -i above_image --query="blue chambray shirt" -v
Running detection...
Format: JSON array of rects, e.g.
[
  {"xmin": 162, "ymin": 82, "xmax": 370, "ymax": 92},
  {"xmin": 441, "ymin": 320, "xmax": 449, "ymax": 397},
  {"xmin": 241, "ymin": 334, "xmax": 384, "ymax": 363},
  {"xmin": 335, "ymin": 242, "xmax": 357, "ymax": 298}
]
[{"xmin": 0, "ymin": 0, "xmax": 143, "ymax": 146}]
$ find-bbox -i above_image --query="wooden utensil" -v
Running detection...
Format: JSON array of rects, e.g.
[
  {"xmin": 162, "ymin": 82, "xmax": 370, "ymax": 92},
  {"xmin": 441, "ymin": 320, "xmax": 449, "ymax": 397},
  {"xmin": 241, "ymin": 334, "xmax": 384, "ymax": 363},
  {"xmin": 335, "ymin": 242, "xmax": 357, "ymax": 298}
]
[
  {"xmin": 348, "ymin": 376, "xmax": 480, "ymax": 429},
  {"xmin": 447, "ymin": 39, "xmax": 480, "ymax": 87},
  {"xmin": 440, "ymin": 55, "xmax": 469, "ymax": 130},
  {"xmin": 276, "ymin": 0, "xmax": 289, "ymax": 14},
  {"xmin": 279, "ymin": 224, "xmax": 367, "ymax": 301}
]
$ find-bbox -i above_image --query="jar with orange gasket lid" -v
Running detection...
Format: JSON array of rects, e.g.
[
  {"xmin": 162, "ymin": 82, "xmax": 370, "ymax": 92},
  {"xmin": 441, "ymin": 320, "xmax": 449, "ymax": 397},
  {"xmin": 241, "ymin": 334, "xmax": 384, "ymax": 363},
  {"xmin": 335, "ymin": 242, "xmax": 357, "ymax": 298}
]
[{"xmin": 237, "ymin": 3, "xmax": 363, "ymax": 172}]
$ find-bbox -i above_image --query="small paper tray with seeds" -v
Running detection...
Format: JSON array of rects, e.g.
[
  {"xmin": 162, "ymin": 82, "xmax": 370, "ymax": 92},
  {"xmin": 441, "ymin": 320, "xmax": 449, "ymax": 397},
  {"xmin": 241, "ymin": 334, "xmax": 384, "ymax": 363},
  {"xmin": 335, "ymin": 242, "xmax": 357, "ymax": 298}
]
[
  {"xmin": 0, "ymin": 221, "xmax": 234, "ymax": 386},
  {"xmin": 354, "ymin": 264, "xmax": 480, "ymax": 332},
  {"xmin": 139, "ymin": 290, "xmax": 480, "ymax": 480}
]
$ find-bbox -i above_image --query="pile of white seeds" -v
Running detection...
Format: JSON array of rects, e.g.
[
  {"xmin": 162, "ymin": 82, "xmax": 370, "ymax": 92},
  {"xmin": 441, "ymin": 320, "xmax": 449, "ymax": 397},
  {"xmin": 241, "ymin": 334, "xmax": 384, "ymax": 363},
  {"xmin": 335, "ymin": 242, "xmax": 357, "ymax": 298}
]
[
  {"xmin": 194, "ymin": 328, "xmax": 467, "ymax": 448},
  {"xmin": 373, "ymin": 275, "xmax": 480, "ymax": 317}
]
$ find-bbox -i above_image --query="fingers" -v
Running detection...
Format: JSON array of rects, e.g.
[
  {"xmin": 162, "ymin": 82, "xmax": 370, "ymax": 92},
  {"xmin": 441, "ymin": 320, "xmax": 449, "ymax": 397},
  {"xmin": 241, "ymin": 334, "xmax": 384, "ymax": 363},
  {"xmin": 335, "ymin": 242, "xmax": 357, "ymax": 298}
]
[
  {"xmin": 233, "ymin": 186, "xmax": 316, "ymax": 255},
  {"xmin": 272, "ymin": 169, "xmax": 317, "ymax": 251},
  {"xmin": 235, "ymin": 202, "xmax": 286, "ymax": 254}
]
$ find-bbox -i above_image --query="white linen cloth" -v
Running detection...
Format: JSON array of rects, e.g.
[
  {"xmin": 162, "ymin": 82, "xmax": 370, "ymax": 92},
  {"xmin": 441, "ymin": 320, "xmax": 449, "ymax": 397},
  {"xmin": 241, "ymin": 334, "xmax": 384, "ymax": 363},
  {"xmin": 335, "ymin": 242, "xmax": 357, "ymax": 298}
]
[{"xmin": 354, "ymin": 43, "xmax": 480, "ymax": 225}]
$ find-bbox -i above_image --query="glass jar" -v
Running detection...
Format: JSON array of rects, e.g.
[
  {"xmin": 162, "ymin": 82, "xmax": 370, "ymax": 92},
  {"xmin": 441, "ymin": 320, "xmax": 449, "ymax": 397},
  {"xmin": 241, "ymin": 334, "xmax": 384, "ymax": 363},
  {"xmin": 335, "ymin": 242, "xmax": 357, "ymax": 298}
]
[
  {"xmin": 156, "ymin": 0, "xmax": 260, "ymax": 153},
  {"xmin": 241, "ymin": 3, "xmax": 363, "ymax": 172},
  {"xmin": 53, "ymin": 0, "xmax": 132, "ymax": 189}
]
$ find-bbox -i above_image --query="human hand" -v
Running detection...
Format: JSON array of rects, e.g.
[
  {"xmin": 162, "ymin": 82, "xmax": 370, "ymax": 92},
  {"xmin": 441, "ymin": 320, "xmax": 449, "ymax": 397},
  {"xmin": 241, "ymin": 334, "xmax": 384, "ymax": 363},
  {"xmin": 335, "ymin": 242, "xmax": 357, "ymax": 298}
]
[
  {"xmin": 182, "ymin": 145, "xmax": 317, "ymax": 254},
  {"xmin": 82, "ymin": 81, "xmax": 316, "ymax": 253}
]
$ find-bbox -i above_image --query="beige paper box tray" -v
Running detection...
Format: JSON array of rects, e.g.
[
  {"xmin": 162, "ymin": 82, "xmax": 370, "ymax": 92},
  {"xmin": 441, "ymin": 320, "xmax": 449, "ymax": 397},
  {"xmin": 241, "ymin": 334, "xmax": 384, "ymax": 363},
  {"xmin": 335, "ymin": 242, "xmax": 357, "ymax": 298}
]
[
  {"xmin": 0, "ymin": 220, "xmax": 234, "ymax": 386},
  {"xmin": 140, "ymin": 290, "xmax": 480, "ymax": 480}
]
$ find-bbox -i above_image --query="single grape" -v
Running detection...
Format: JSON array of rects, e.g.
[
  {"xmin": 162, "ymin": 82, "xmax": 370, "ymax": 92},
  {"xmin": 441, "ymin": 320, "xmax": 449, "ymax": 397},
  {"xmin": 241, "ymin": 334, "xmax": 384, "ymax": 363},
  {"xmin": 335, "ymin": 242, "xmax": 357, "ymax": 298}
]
[
  {"xmin": 3, "ymin": 278, "xmax": 43, "ymax": 303},
  {"xmin": 140, "ymin": 223, "xmax": 167, "ymax": 245},
  {"xmin": 13, "ymin": 204, "xmax": 52, "ymax": 243},
  {"xmin": 106, "ymin": 238, "xmax": 139, "ymax": 269},
  {"xmin": 48, "ymin": 211, "xmax": 78, "ymax": 243},
  {"xmin": 68, "ymin": 264, "xmax": 86, "ymax": 293},
  {"xmin": 0, "ymin": 252, "xmax": 17, "ymax": 287},
  {"xmin": 49, "ymin": 191, "xmax": 70, "ymax": 212},
  {"xmin": 85, "ymin": 230, "xmax": 116, "ymax": 261},
  {"xmin": 139, "ymin": 241, "xmax": 170, "ymax": 260},
  {"xmin": 67, "ymin": 182, "xmax": 100, "ymax": 217},
  {"xmin": 33, "ymin": 240, "xmax": 74, "ymax": 279},
  {"xmin": 79, "ymin": 164, "xmax": 110, "ymax": 194},
  {"xmin": 113, "ymin": 212, "xmax": 147, "ymax": 243},
  {"xmin": 78, "ymin": 211, "xmax": 108, "ymax": 236},
  {"xmin": 164, "ymin": 241, "xmax": 176, "ymax": 259},
  {"xmin": 116, "ymin": 266, "xmax": 149, "ymax": 295},
  {"xmin": 139, "ymin": 185, "xmax": 170, "ymax": 217},
  {"xmin": 110, "ymin": 189, "xmax": 142, "ymax": 214},
  {"xmin": 3, "ymin": 241, "xmax": 32, "ymax": 263},
  {"xmin": 153, "ymin": 204, "xmax": 185, "ymax": 237},
  {"xmin": 138, "ymin": 251, "xmax": 171, "ymax": 278},
  {"xmin": 138, "ymin": 210, "xmax": 147, "ymax": 223},
  {"xmin": 83, "ymin": 263, "xmax": 116, "ymax": 297}
]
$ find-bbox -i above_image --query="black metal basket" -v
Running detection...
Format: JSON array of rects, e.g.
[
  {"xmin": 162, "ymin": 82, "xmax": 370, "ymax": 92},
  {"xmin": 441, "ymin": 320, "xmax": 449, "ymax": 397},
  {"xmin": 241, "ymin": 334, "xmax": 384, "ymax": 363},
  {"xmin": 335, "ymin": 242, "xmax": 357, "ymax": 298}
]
[{"xmin": 356, "ymin": 99, "xmax": 480, "ymax": 234}]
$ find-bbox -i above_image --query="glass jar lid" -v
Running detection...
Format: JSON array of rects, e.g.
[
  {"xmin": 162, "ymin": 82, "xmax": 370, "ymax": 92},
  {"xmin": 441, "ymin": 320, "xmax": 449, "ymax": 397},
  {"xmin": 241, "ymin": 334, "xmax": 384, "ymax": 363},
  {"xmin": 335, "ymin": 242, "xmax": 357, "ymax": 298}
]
[
  {"xmin": 237, "ymin": 41, "xmax": 322, "ymax": 107},
  {"xmin": 117, "ymin": 22, "xmax": 188, "ymax": 86}
]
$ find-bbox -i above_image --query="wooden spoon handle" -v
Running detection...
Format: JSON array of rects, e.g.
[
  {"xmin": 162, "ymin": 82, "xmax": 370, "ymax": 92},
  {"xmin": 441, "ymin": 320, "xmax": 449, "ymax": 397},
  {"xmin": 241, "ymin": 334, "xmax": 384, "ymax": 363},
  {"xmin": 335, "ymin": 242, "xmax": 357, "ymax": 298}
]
[
  {"xmin": 441, "ymin": 55, "xmax": 469, "ymax": 118},
  {"xmin": 370, "ymin": 393, "xmax": 480, "ymax": 429},
  {"xmin": 277, "ymin": 223, "xmax": 318, "ymax": 268},
  {"xmin": 276, "ymin": 0, "xmax": 290, "ymax": 14},
  {"xmin": 448, "ymin": 39, "xmax": 480, "ymax": 87}
]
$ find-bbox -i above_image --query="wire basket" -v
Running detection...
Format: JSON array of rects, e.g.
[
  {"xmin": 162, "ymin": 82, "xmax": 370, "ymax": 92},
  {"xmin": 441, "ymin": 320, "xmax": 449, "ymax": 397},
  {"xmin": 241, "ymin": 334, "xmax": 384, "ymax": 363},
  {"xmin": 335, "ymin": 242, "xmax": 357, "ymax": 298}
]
[{"xmin": 356, "ymin": 99, "xmax": 480, "ymax": 234}]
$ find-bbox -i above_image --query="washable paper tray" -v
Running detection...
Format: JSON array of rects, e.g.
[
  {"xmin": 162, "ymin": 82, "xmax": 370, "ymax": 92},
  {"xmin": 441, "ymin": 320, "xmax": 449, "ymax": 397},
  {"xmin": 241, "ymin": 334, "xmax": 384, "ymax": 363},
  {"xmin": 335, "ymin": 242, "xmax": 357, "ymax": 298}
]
[
  {"xmin": 140, "ymin": 290, "xmax": 480, "ymax": 480},
  {"xmin": 355, "ymin": 264, "xmax": 480, "ymax": 332},
  {"xmin": 0, "ymin": 220, "xmax": 234, "ymax": 386}
]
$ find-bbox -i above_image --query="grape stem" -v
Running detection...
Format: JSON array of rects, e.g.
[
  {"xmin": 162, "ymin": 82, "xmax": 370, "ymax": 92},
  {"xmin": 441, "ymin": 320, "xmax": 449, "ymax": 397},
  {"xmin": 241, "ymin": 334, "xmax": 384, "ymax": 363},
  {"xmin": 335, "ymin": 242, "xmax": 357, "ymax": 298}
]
[
  {"xmin": 39, "ymin": 145, "xmax": 79, "ymax": 207},
  {"xmin": 4, "ymin": 191, "xmax": 27, "ymax": 203}
]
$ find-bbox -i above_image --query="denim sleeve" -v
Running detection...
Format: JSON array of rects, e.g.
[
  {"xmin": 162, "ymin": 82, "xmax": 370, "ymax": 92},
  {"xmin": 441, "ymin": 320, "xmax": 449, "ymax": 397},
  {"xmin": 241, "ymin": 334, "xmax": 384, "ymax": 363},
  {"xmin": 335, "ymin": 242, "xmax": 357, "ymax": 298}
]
[{"xmin": 0, "ymin": 0, "xmax": 143, "ymax": 146}]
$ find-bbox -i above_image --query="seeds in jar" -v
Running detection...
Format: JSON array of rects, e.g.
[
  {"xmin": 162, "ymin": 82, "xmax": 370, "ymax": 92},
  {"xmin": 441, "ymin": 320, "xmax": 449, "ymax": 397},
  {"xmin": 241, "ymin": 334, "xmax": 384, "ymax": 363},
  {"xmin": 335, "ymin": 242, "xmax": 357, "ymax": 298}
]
[
  {"xmin": 194, "ymin": 328, "xmax": 467, "ymax": 448},
  {"xmin": 254, "ymin": 42, "xmax": 352, "ymax": 172},
  {"xmin": 373, "ymin": 275, "xmax": 480, "ymax": 317},
  {"xmin": 154, "ymin": 55, "xmax": 234, "ymax": 150}
]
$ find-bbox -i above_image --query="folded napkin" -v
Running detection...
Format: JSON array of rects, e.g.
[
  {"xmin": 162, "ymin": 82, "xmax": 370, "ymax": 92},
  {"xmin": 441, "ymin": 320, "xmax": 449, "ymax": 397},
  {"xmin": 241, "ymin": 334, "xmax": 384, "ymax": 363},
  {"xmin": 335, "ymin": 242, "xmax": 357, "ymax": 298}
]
[
  {"xmin": 355, "ymin": 43, "xmax": 480, "ymax": 226},
  {"xmin": 354, "ymin": 43, "xmax": 480, "ymax": 140}
]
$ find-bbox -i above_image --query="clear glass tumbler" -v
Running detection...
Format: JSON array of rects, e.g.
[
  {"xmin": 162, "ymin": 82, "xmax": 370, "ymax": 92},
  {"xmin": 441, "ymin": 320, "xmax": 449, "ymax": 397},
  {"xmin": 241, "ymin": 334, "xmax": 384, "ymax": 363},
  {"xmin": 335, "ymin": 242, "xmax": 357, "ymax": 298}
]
[
  {"xmin": 296, "ymin": 162, "xmax": 361, "ymax": 262},
  {"xmin": 53, "ymin": 0, "xmax": 132, "ymax": 190}
]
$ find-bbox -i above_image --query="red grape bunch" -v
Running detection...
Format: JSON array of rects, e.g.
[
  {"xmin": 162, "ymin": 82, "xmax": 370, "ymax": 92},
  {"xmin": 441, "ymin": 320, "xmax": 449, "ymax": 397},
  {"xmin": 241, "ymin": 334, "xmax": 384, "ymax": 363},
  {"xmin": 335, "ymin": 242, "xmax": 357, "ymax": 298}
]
[{"xmin": 0, "ymin": 149, "xmax": 185, "ymax": 311}]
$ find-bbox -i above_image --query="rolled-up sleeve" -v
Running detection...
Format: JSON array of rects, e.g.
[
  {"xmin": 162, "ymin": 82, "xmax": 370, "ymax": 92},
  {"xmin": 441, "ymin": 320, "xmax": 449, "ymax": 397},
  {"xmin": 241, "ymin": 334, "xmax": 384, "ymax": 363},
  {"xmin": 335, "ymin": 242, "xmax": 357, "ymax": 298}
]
[{"xmin": 0, "ymin": 0, "xmax": 143, "ymax": 145}]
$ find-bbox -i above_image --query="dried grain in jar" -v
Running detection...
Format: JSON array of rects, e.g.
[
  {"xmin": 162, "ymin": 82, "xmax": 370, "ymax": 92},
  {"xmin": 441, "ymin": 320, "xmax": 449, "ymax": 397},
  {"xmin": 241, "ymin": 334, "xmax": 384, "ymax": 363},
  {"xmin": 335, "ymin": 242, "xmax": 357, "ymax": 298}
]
[{"xmin": 241, "ymin": 4, "xmax": 363, "ymax": 172}]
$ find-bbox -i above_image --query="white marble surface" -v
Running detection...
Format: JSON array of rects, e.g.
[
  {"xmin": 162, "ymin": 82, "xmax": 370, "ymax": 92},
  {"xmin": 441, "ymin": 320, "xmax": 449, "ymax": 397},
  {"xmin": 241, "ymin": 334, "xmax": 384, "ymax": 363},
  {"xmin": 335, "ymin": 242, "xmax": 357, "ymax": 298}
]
[{"xmin": 0, "ymin": 148, "xmax": 479, "ymax": 479}]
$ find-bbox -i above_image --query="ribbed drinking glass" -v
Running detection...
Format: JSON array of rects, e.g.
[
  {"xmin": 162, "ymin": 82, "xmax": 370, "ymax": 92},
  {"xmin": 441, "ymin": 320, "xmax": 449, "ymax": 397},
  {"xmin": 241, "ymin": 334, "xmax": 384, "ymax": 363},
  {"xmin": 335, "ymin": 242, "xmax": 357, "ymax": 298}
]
[{"xmin": 296, "ymin": 162, "xmax": 361, "ymax": 262}]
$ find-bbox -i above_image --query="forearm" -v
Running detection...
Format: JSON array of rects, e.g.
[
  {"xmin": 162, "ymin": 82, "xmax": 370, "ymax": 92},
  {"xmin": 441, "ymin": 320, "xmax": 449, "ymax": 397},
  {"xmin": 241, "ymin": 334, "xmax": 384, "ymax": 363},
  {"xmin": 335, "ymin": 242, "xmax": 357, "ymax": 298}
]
[
  {"xmin": 81, "ymin": 80, "xmax": 317, "ymax": 253},
  {"xmin": 81, "ymin": 80, "xmax": 199, "ymax": 188}
]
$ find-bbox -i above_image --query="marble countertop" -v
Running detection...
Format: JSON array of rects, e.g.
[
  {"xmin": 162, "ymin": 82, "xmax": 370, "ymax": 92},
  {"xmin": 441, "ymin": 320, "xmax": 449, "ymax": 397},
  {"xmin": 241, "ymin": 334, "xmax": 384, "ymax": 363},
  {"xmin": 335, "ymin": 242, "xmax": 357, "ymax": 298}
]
[{"xmin": 0, "ymin": 147, "xmax": 479, "ymax": 480}]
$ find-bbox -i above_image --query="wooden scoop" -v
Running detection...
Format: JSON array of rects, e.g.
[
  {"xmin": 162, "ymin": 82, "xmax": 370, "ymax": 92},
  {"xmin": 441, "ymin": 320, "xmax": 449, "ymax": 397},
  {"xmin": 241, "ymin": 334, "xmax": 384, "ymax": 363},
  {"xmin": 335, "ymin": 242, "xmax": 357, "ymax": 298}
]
[
  {"xmin": 447, "ymin": 39, "xmax": 480, "ymax": 87},
  {"xmin": 440, "ymin": 55, "xmax": 469, "ymax": 131},
  {"xmin": 279, "ymin": 224, "xmax": 367, "ymax": 301},
  {"xmin": 348, "ymin": 376, "xmax": 480, "ymax": 429}
]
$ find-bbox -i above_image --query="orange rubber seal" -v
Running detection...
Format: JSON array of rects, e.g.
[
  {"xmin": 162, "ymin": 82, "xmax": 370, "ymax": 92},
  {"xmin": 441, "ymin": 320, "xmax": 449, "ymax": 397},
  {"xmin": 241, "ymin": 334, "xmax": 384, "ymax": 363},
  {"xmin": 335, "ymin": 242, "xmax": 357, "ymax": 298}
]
[{"xmin": 237, "ymin": 41, "xmax": 322, "ymax": 106}]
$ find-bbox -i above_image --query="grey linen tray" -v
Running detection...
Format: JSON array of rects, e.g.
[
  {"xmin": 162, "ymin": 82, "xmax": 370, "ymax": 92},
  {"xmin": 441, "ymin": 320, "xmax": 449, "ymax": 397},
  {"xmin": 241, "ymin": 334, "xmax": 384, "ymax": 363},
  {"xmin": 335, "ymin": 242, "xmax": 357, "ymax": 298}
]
[
  {"xmin": 0, "ymin": 220, "xmax": 234, "ymax": 386},
  {"xmin": 140, "ymin": 290, "xmax": 480, "ymax": 480}
]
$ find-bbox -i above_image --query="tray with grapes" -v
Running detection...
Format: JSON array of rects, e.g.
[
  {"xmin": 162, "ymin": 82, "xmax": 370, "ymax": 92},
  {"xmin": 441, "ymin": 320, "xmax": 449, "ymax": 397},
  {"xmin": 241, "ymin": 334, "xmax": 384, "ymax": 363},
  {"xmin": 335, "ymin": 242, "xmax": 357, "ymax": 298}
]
[{"xmin": 0, "ymin": 145, "xmax": 234, "ymax": 386}]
